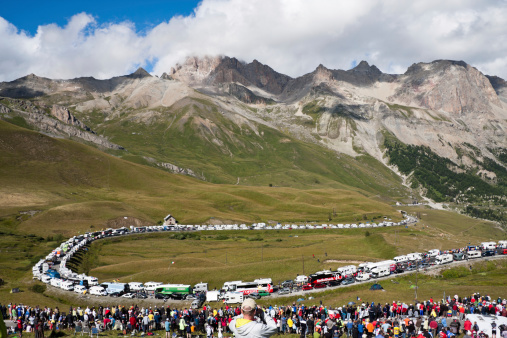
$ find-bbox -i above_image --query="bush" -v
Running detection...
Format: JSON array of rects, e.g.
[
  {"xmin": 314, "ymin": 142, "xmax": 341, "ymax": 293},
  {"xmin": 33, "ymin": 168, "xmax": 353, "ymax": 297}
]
[
  {"xmin": 365, "ymin": 231, "xmax": 371, "ymax": 237},
  {"xmin": 215, "ymin": 235, "xmax": 230, "ymax": 240},
  {"xmin": 247, "ymin": 235, "xmax": 263, "ymax": 242},
  {"xmin": 31, "ymin": 284, "xmax": 46, "ymax": 294},
  {"xmin": 442, "ymin": 267, "xmax": 469, "ymax": 279}
]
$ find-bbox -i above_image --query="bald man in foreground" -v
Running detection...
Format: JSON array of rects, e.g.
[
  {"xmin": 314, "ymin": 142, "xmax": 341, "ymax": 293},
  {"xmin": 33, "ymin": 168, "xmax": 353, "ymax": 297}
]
[{"xmin": 229, "ymin": 298, "xmax": 277, "ymax": 338}]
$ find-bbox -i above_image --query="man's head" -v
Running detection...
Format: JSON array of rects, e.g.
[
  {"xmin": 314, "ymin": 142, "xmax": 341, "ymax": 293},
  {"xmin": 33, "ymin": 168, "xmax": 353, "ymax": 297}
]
[{"xmin": 241, "ymin": 298, "xmax": 256, "ymax": 318}]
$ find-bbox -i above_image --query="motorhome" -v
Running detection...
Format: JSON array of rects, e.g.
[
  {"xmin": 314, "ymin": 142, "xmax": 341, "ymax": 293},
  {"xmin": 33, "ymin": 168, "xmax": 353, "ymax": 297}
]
[
  {"xmin": 206, "ymin": 291, "xmax": 221, "ymax": 302},
  {"xmin": 294, "ymin": 275, "xmax": 308, "ymax": 284},
  {"xmin": 144, "ymin": 282, "xmax": 163, "ymax": 292},
  {"xmin": 364, "ymin": 260, "xmax": 396, "ymax": 273},
  {"xmin": 222, "ymin": 281, "xmax": 242, "ymax": 292},
  {"xmin": 101, "ymin": 282, "xmax": 129, "ymax": 295},
  {"xmin": 393, "ymin": 255, "xmax": 409, "ymax": 263},
  {"xmin": 89, "ymin": 286, "xmax": 107, "ymax": 296},
  {"xmin": 86, "ymin": 276, "xmax": 99, "ymax": 286},
  {"xmin": 223, "ymin": 292, "xmax": 244, "ymax": 304},
  {"xmin": 74, "ymin": 285, "xmax": 87, "ymax": 294},
  {"xmin": 370, "ymin": 266, "xmax": 390, "ymax": 278},
  {"xmin": 427, "ymin": 249, "xmax": 440, "ymax": 257},
  {"xmin": 480, "ymin": 242, "xmax": 497, "ymax": 251},
  {"xmin": 60, "ymin": 281, "xmax": 74, "ymax": 291},
  {"xmin": 128, "ymin": 282, "xmax": 144, "ymax": 291},
  {"xmin": 41, "ymin": 275, "xmax": 51, "ymax": 284},
  {"xmin": 336, "ymin": 265, "xmax": 357, "ymax": 277},
  {"xmin": 498, "ymin": 241, "xmax": 507, "ymax": 249},
  {"xmin": 50, "ymin": 278, "xmax": 62, "ymax": 288},
  {"xmin": 357, "ymin": 262, "xmax": 373, "ymax": 272},
  {"xmin": 194, "ymin": 283, "xmax": 208, "ymax": 293},
  {"xmin": 467, "ymin": 251, "xmax": 482, "ymax": 259},
  {"xmin": 407, "ymin": 253, "xmax": 423, "ymax": 261},
  {"xmin": 435, "ymin": 254, "xmax": 453, "ymax": 265}
]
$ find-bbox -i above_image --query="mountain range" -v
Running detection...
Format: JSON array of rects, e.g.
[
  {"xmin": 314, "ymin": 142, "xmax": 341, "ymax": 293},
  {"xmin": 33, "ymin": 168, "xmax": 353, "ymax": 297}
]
[{"xmin": 0, "ymin": 55, "xmax": 506, "ymax": 224}]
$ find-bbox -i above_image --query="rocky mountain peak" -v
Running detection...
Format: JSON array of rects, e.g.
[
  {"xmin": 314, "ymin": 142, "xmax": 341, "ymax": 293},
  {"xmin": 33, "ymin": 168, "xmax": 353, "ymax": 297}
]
[{"xmin": 127, "ymin": 67, "xmax": 152, "ymax": 79}]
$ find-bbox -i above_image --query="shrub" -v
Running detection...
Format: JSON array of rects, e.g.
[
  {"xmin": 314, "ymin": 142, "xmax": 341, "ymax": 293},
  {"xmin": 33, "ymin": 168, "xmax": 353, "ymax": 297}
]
[{"xmin": 31, "ymin": 284, "xmax": 46, "ymax": 294}]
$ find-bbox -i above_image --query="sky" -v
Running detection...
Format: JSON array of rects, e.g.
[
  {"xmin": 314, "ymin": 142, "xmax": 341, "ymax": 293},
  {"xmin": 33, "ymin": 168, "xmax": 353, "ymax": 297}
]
[{"xmin": 1, "ymin": 0, "xmax": 507, "ymax": 81}]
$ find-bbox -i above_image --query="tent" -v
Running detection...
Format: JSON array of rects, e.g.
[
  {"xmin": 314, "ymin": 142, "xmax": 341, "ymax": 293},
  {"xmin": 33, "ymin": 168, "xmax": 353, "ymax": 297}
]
[{"xmin": 370, "ymin": 284, "xmax": 383, "ymax": 290}]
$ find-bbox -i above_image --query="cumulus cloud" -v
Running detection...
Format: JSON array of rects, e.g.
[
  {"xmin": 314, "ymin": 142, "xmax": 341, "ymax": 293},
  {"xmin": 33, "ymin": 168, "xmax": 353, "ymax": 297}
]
[{"xmin": 1, "ymin": 0, "xmax": 507, "ymax": 81}]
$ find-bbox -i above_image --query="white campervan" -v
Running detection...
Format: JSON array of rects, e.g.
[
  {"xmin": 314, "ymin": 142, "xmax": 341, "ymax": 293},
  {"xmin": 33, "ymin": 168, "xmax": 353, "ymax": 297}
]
[
  {"xmin": 50, "ymin": 278, "xmax": 62, "ymax": 288},
  {"xmin": 223, "ymin": 292, "xmax": 243, "ymax": 304},
  {"xmin": 222, "ymin": 281, "xmax": 242, "ymax": 291},
  {"xmin": 435, "ymin": 254, "xmax": 453, "ymax": 265},
  {"xmin": 370, "ymin": 266, "xmax": 390, "ymax": 278},
  {"xmin": 480, "ymin": 242, "xmax": 497, "ymax": 250},
  {"xmin": 407, "ymin": 253, "xmax": 423, "ymax": 261},
  {"xmin": 194, "ymin": 283, "xmax": 208, "ymax": 293},
  {"xmin": 206, "ymin": 291, "xmax": 221, "ymax": 302},
  {"xmin": 41, "ymin": 275, "xmax": 52, "ymax": 284},
  {"xmin": 294, "ymin": 275, "xmax": 308, "ymax": 284},
  {"xmin": 144, "ymin": 282, "xmax": 163, "ymax": 291},
  {"xmin": 74, "ymin": 285, "xmax": 87, "ymax": 294},
  {"xmin": 355, "ymin": 273, "xmax": 371, "ymax": 281},
  {"xmin": 86, "ymin": 276, "xmax": 99, "ymax": 286},
  {"xmin": 393, "ymin": 255, "xmax": 409, "ymax": 263},
  {"xmin": 60, "ymin": 281, "xmax": 74, "ymax": 291},
  {"xmin": 498, "ymin": 241, "xmax": 507, "ymax": 249},
  {"xmin": 427, "ymin": 249, "xmax": 440, "ymax": 257},
  {"xmin": 89, "ymin": 286, "xmax": 107, "ymax": 296},
  {"xmin": 337, "ymin": 265, "xmax": 357, "ymax": 276},
  {"xmin": 467, "ymin": 251, "xmax": 482, "ymax": 259},
  {"xmin": 128, "ymin": 282, "xmax": 145, "ymax": 291}
]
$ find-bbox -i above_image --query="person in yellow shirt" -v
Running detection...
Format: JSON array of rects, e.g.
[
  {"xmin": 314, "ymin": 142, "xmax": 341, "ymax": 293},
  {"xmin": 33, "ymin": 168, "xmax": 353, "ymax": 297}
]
[{"xmin": 287, "ymin": 317, "xmax": 294, "ymax": 334}]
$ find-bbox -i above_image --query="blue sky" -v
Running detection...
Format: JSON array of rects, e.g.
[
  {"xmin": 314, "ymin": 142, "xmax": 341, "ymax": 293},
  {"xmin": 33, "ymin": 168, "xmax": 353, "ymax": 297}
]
[
  {"xmin": 1, "ymin": 0, "xmax": 507, "ymax": 81},
  {"xmin": 1, "ymin": 0, "xmax": 200, "ymax": 35}
]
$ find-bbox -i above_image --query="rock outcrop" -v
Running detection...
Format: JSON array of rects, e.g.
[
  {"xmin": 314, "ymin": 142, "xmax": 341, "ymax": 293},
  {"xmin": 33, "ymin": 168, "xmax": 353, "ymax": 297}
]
[{"xmin": 50, "ymin": 105, "xmax": 92, "ymax": 132}]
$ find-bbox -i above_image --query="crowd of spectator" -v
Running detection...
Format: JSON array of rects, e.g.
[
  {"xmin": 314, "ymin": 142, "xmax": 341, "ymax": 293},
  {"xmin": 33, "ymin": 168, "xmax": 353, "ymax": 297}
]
[{"xmin": 2, "ymin": 292, "xmax": 507, "ymax": 338}]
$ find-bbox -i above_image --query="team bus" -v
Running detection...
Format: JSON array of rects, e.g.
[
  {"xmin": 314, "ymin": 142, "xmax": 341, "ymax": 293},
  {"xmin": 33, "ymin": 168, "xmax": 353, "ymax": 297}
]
[
  {"xmin": 223, "ymin": 279, "xmax": 274, "ymax": 295},
  {"xmin": 308, "ymin": 270, "xmax": 341, "ymax": 284}
]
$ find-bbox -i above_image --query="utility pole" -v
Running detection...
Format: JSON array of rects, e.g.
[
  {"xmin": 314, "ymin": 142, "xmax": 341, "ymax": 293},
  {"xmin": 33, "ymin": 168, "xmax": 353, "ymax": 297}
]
[
  {"xmin": 226, "ymin": 251, "xmax": 227, "ymax": 264},
  {"xmin": 261, "ymin": 244, "xmax": 263, "ymax": 262},
  {"xmin": 415, "ymin": 263, "xmax": 418, "ymax": 300},
  {"xmin": 302, "ymin": 255, "xmax": 305, "ymax": 275}
]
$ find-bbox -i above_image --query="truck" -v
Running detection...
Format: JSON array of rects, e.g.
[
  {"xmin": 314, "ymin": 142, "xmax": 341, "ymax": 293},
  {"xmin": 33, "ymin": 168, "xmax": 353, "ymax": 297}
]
[
  {"xmin": 435, "ymin": 254, "xmax": 453, "ymax": 265},
  {"xmin": 154, "ymin": 284, "xmax": 192, "ymax": 297},
  {"xmin": 206, "ymin": 290, "xmax": 221, "ymax": 302}
]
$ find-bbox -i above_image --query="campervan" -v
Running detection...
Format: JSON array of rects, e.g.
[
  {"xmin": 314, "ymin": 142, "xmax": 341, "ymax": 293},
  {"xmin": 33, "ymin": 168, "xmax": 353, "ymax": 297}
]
[
  {"xmin": 74, "ymin": 285, "xmax": 87, "ymax": 294},
  {"xmin": 435, "ymin": 254, "xmax": 453, "ymax": 265},
  {"xmin": 223, "ymin": 292, "xmax": 244, "ymax": 304},
  {"xmin": 370, "ymin": 266, "xmax": 390, "ymax": 278},
  {"xmin": 294, "ymin": 275, "xmax": 309, "ymax": 284},
  {"xmin": 194, "ymin": 283, "xmax": 208, "ymax": 293},
  {"xmin": 427, "ymin": 249, "xmax": 440, "ymax": 257},
  {"xmin": 128, "ymin": 282, "xmax": 144, "ymax": 291},
  {"xmin": 50, "ymin": 278, "xmax": 62, "ymax": 288},
  {"xmin": 41, "ymin": 275, "xmax": 51, "ymax": 284},
  {"xmin": 407, "ymin": 253, "xmax": 423, "ymax": 261},
  {"xmin": 86, "ymin": 276, "xmax": 99, "ymax": 286},
  {"xmin": 355, "ymin": 273, "xmax": 371, "ymax": 281},
  {"xmin": 337, "ymin": 265, "xmax": 357, "ymax": 277},
  {"xmin": 60, "ymin": 281, "xmax": 74, "ymax": 291},
  {"xmin": 144, "ymin": 282, "xmax": 163, "ymax": 291},
  {"xmin": 453, "ymin": 252, "xmax": 465, "ymax": 261},
  {"xmin": 480, "ymin": 242, "xmax": 497, "ymax": 251},
  {"xmin": 222, "ymin": 281, "xmax": 242, "ymax": 291},
  {"xmin": 498, "ymin": 241, "xmax": 507, "ymax": 249},
  {"xmin": 393, "ymin": 255, "xmax": 409, "ymax": 263},
  {"xmin": 467, "ymin": 251, "xmax": 481, "ymax": 259},
  {"xmin": 89, "ymin": 286, "xmax": 107, "ymax": 296}
]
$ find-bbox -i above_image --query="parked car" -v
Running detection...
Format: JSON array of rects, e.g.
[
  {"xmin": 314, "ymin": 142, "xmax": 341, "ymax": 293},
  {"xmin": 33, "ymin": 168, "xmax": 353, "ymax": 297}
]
[
  {"xmin": 313, "ymin": 283, "xmax": 327, "ymax": 289},
  {"xmin": 281, "ymin": 280, "xmax": 293, "ymax": 288},
  {"xmin": 155, "ymin": 293, "xmax": 169, "ymax": 300},
  {"xmin": 278, "ymin": 288, "xmax": 291, "ymax": 295},
  {"xmin": 302, "ymin": 284, "xmax": 314, "ymax": 291},
  {"xmin": 341, "ymin": 277, "xmax": 355, "ymax": 285},
  {"xmin": 121, "ymin": 293, "xmax": 135, "ymax": 298},
  {"xmin": 327, "ymin": 280, "xmax": 341, "ymax": 287},
  {"xmin": 136, "ymin": 292, "xmax": 148, "ymax": 299},
  {"xmin": 482, "ymin": 250, "xmax": 496, "ymax": 257},
  {"xmin": 247, "ymin": 292, "xmax": 262, "ymax": 300}
]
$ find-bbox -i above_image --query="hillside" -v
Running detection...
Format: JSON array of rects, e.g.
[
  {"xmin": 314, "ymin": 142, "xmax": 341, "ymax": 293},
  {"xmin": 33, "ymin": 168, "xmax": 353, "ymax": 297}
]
[
  {"xmin": 0, "ymin": 120, "xmax": 403, "ymax": 238},
  {"xmin": 1, "ymin": 56, "xmax": 506, "ymax": 224}
]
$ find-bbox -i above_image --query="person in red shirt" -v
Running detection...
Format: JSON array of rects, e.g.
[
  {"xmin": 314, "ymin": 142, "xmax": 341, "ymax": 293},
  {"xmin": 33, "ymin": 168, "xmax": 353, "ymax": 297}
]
[
  {"xmin": 439, "ymin": 330, "xmax": 447, "ymax": 338},
  {"xmin": 464, "ymin": 319, "xmax": 472, "ymax": 335}
]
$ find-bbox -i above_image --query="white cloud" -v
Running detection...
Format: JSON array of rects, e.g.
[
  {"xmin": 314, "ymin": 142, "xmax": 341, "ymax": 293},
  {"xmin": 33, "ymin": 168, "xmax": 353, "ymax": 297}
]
[{"xmin": 1, "ymin": 0, "xmax": 507, "ymax": 81}]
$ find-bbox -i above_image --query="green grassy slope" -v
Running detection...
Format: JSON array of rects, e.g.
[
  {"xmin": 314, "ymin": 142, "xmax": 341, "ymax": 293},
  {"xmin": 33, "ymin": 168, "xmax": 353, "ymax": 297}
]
[
  {"xmin": 0, "ymin": 120, "xmax": 402, "ymax": 238},
  {"xmin": 71, "ymin": 97, "xmax": 406, "ymax": 198}
]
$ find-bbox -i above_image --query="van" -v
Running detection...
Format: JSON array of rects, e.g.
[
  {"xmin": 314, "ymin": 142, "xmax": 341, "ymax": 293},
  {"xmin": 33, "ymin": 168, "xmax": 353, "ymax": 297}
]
[
  {"xmin": 407, "ymin": 253, "xmax": 423, "ymax": 261},
  {"xmin": 497, "ymin": 241, "xmax": 507, "ymax": 249},
  {"xmin": 371, "ymin": 267, "xmax": 390, "ymax": 278},
  {"xmin": 435, "ymin": 254, "xmax": 453, "ymax": 265},
  {"xmin": 50, "ymin": 278, "xmax": 62, "ymax": 288},
  {"xmin": 41, "ymin": 275, "xmax": 51, "ymax": 284},
  {"xmin": 453, "ymin": 252, "xmax": 465, "ymax": 261},
  {"xmin": 355, "ymin": 273, "xmax": 371, "ymax": 281},
  {"xmin": 86, "ymin": 277, "xmax": 99, "ymax": 286},
  {"xmin": 223, "ymin": 292, "xmax": 243, "ymax": 304},
  {"xmin": 467, "ymin": 251, "xmax": 481, "ymax": 259}
]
